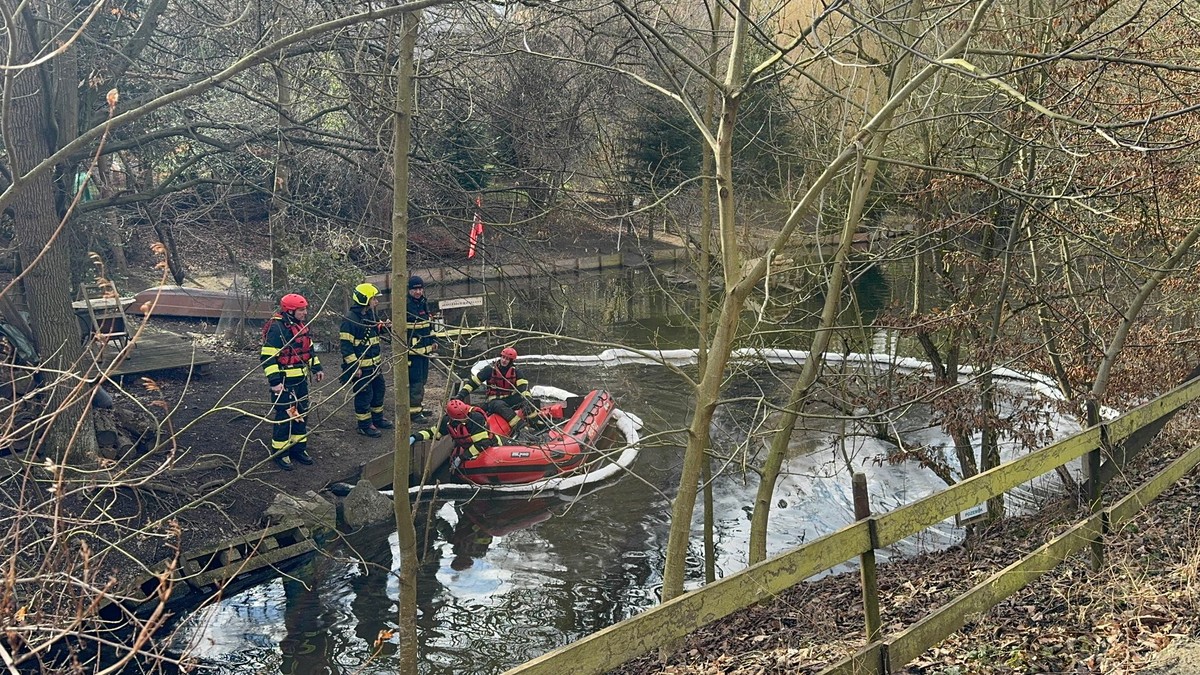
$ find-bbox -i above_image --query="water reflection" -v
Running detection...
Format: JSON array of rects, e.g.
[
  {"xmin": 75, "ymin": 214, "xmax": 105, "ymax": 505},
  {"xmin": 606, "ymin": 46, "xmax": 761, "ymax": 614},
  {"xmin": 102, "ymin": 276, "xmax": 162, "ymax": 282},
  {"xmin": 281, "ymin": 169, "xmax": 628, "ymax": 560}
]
[
  {"xmin": 173, "ymin": 263, "xmax": 1075, "ymax": 674},
  {"xmin": 435, "ymin": 262, "xmax": 891, "ymax": 355}
]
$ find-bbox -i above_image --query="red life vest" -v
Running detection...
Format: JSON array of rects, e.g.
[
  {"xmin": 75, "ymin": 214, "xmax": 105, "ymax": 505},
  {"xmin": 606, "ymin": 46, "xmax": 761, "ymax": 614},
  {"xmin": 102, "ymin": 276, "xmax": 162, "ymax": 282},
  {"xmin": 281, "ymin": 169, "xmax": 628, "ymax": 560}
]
[
  {"xmin": 448, "ymin": 407, "xmax": 490, "ymax": 456},
  {"xmin": 263, "ymin": 315, "xmax": 314, "ymax": 366},
  {"xmin": 486, "ymin": 364, "xmax": 520, "ymax": 398},
  {"xmin": 448, "ymin": 419, "xmax": 473, "ymax": 447}
]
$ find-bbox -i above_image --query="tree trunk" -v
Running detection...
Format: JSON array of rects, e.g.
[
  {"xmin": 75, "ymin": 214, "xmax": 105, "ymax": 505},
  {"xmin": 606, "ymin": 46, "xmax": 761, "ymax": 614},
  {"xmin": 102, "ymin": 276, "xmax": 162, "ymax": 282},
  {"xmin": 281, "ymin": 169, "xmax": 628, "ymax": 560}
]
[
  {"xmin": 660, "ymin": 0, "xmax": 751, "ymax": 602},
  {"xmin": 748, "ymin": 146, "xmax": 870, "ymax": 564},
  {"xmin": 114, "ymin": 405, "xmax": 160, "ymax": 453},
  {"xmin": 5, "ymin": 5, "xmax": 97, "ymax": 465},
  {"xmin": 93, "ymin": 408, "xmax": 118, "ymax": 449},
  {"xmin": 390, "ymin": 11, "xmax": 421, "ymax": 675},
  {"xmin": 269, "ymin": 62, "xmax": 293, "ymax": 291},
  {"xmin": 93, "ymin": 407, "xmax": 143, "ymax": 458},
  {"xmin": 151, "ymin": 214, "xmax": 186, "ymax": 285},
  {"xmin": 97, "ymin": 155, "xmax": 129, "ymax": 273},
  {"xmin": 697, "ymin": 0, "xmax": 721, "ymax": 586}
]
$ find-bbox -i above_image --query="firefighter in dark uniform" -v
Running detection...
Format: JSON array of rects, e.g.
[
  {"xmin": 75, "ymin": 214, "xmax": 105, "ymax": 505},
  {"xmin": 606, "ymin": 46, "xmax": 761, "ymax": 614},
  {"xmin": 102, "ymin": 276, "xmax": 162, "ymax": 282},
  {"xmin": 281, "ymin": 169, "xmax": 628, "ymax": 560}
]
[
  {"xmin": 340, "ymin": 282, "xmax": 394, "ymax": 437},
  {"xmin": 260, "ymin": 293, "xmax": 324, "ymax": 470},
  {"xmin": 455, "ymin": 346, "xmax": 540, "ymax": 435},
  {"xmin": 409, "ymin": 399, "xmax": 500, "ymax": 474},
  {"xmin": 405, "ymin": 275, "xmax": 437, "ymax": 421}
]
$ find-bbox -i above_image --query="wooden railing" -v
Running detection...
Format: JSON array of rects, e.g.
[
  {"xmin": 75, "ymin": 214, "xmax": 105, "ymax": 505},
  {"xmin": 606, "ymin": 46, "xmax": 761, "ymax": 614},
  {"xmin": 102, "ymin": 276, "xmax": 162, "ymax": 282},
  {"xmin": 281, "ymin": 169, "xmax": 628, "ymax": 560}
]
[{"xmin": 503, "ymin": 376, "xmax": 1200, "ymax": 675}]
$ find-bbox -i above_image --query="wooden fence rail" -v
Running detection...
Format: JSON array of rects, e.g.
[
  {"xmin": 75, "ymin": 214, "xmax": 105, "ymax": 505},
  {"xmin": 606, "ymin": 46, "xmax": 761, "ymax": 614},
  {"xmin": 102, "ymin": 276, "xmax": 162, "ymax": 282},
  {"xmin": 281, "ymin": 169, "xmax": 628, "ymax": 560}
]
[
  {"xmin": 504, "ymin": 375, "xmax": 1200, "ymax": 675},
  {"xmin": 821, "ymin": 436, "xmax": 1200, "ymax": 674}
]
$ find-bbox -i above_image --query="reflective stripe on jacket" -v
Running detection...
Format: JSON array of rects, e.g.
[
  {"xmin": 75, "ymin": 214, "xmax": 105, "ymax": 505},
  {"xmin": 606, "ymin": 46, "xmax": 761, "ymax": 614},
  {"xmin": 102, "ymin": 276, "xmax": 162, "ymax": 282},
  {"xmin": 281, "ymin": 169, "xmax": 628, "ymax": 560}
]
[
  {"xmin": 461, "ymin": 362, "xmax": 529, "ymax": 400},
  {"xmin": 260, "ymin": 314, "xmax": 321, "ymax": 386},
  {"xmin": 340, "ymin": 306, "xmax": 383, "ymax": 372},
  {"xmin": 406, "ymin": 295, "xmax": 436, "ymax": 356},
  {"xmin": 414, "ymin": 409, "xmax": 497, "ymax": 459}
]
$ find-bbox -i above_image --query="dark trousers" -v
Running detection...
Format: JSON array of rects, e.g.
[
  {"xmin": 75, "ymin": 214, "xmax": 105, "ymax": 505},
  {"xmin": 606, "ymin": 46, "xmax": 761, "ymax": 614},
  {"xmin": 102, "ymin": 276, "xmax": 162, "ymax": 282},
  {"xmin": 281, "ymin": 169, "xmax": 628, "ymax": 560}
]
[
  {"xmin": 408, "ymin": 355, "xmax": 429, "ymax": 414},
  {"xmin": 483, "ymin": 397, "xmax": 542, "ymax": 435},
  {"xmin": 352, "ymin": 369, "xmax": 387, "ymax": 427},
  {"xmin": 495, "ymin": 393, "xmax": 532, "ymax": 413},
  {"xmin": 271, "ymin": 380, "xmax": 310, "ymax": 456},
  {"xmin": 483, "ymin": 398, "xmax": 516, "ymax": 423},
  {"xmin": 492, "ymin": 393, "xmax": 541, "ymax": 425}
]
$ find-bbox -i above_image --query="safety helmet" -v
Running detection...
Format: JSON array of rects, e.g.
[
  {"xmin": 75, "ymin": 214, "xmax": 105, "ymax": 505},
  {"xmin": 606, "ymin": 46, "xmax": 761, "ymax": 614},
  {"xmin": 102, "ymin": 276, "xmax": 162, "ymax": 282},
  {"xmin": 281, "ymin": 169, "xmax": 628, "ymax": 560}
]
[
  {"xmin": 500, "ymin": 347, "xmax": 518, "ymax": 362},
  {"xmin": 352, "ymin": 282, "xmax": 380, "ymax": 306},
  {"xmin": 408, "ymin": 275, "xmax": 424, "ymax": 290},
  {"xmin": 447, "ymin": 398, "xmax": 470, "ymax": 420},
  {"xmin": 279, "ymin": 293, "xmax": 308, "ymax": 312}
]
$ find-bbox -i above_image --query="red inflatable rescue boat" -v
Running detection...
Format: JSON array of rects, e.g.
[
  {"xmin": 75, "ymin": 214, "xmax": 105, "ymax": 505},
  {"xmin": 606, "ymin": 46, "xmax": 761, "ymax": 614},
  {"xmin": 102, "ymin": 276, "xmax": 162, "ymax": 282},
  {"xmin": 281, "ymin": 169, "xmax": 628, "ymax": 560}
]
[{"xmin": 457, "ymin": 389, "xmax": 616, "ymax": 485}]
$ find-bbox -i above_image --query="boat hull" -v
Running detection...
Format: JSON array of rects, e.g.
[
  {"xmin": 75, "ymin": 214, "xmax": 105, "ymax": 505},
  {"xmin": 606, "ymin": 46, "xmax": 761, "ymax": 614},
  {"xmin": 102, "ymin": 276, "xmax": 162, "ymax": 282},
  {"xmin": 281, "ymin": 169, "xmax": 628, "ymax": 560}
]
[
  {"xmin": 129, "ymin": 286, "xmax": 276, "ymax": 320},
  {"xmin": 458, "ymin": 389, "xmax": 615, "ymax": 485}
]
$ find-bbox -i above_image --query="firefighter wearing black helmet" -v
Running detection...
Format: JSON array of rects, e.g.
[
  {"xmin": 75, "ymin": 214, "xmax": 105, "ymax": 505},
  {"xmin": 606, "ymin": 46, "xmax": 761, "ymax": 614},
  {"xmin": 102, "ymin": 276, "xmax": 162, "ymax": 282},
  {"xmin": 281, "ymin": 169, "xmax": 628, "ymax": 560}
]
[
  {"xmin": 340, "ymin": 282, "xmax": 394, "ymax": 437},
  {"xmin": 455, "ymin": 346, "xmax": 541, "ymax": 435},
  {"xmin": 260, "ymin": 293, "xmax": 324, "ymax": 471},
  {"xmin": 405, "ymin": 275, "xmax": 436, "ymax": 420}
]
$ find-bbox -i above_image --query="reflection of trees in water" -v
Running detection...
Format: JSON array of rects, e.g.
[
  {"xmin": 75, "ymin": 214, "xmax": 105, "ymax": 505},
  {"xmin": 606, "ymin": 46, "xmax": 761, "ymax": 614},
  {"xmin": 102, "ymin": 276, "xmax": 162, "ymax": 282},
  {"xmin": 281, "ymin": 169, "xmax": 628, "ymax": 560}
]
[
  {"xmin": 445, "ymin": 262, "xmax": 897, "ymax": 357},
  {"xmin": 345, "ymin": 526, "xmax": 396, "ymax": 656},
  {"xmin": 408, "ymin": 496, "xmax": 586, "ymax": 674},
  {"xmin": 442, "ymin": 267, "xmax": 701, "ymax": 351},
  {"xmin": 711, "ymin": 357, "xmax": 1059, "ymax": 470},
  {"xmin": 279, "ymin": 554, "xmax": 360, "ymax": 675}
]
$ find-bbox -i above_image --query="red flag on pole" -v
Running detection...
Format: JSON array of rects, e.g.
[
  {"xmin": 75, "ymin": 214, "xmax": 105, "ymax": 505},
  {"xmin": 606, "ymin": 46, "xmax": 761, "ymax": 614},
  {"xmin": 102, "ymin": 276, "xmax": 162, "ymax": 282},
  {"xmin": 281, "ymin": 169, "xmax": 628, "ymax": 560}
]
[{"xmin": 468, "ymin": 197, "xmax": 484, "ymax": 259}]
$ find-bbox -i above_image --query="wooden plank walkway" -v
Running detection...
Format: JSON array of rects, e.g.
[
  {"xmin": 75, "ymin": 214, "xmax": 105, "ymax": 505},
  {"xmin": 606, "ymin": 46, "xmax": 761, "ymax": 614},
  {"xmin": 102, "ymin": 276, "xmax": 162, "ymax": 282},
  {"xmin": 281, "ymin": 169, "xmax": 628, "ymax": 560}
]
[{"xmin": 94, "ymin": 325, "xmax": 216, "ymax": 378}]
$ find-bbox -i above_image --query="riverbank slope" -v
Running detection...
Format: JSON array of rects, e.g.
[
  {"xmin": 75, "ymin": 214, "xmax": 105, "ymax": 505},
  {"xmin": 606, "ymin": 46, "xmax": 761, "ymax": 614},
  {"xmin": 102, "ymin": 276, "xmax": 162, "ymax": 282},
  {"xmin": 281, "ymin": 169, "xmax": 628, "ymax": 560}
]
[{"xmin": 610, "ymin": 429, "xmax": 1200, "ymax": 674}]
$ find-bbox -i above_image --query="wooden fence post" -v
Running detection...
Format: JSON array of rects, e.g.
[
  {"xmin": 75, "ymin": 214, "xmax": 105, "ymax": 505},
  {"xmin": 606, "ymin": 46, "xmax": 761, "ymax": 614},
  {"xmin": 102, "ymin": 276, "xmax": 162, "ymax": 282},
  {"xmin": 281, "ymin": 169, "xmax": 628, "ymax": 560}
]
[
  {"xmin": 1084, "ymin": 400, "xmax": 1105, "ymax": 570},
  {"xmin": 853, "ymin": 473, "xmax": 882, "ymax": 645}
]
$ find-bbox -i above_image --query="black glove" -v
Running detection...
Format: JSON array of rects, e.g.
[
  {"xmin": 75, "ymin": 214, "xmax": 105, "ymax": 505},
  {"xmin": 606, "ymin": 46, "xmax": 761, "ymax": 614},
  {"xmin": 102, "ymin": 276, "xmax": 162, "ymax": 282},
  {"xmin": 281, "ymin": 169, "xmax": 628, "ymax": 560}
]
[{"xmin": 454, "ymin": 391, "xmax": 470, "ymax": 403}]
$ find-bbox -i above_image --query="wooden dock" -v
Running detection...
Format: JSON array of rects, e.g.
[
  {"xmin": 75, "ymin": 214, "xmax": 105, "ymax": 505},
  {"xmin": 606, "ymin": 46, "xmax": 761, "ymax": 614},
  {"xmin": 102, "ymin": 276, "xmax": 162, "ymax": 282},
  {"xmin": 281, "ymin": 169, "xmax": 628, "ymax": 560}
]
[{"xmin": 93, "ymin": 324, "xmax": 216, "ymax": 378}]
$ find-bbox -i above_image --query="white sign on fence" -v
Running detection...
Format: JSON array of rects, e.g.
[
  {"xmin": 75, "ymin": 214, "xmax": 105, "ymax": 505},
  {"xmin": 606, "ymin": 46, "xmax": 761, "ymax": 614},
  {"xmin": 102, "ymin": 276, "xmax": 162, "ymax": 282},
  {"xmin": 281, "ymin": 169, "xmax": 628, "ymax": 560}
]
[
  {"xmin": 956, "ymin": 502, "xmax": 988, "ymax": 526},
  {"xmin": 439, "ymin": 296, "xmax": 485, "ymax": 310}
]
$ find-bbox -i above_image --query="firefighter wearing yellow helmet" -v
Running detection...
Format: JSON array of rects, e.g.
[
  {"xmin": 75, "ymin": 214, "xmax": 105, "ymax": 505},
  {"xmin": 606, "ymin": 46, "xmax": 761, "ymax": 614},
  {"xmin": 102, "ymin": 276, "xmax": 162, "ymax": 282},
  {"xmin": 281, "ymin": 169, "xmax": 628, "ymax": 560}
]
[{"xmin": 340, "ymin": 282, "xmax": 393, "ymax": 436}]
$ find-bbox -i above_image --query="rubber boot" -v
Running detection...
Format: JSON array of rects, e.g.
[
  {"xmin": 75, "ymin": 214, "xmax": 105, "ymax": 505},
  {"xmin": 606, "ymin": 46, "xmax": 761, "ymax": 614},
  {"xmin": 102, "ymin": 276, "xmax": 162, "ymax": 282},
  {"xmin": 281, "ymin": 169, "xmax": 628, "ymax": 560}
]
[
  {"xmin": 274, "ymin": 454, "xmax": 294, "ymax": 471},
  {"xmin": 358, "ymin": 423, "xmax": 382, "ymax": 438},
  {"xmin": 290, "ymin": 447, "xmax": 314, "ymax": 465},
  {"xmin": 508, "ymin": 417, "xmax": 527, "ymax": 438},
  {"xmin": 372, "ymin": 415, "xmax": 395, "ymax": 430}
]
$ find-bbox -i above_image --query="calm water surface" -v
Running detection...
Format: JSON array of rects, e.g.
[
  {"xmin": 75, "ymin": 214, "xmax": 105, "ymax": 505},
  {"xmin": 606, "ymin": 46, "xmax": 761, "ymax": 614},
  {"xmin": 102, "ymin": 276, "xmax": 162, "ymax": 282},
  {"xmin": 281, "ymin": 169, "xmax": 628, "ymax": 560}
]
[{"xmin": 174, "ymin": 265, "xmax": 1071, "ymax": 674}]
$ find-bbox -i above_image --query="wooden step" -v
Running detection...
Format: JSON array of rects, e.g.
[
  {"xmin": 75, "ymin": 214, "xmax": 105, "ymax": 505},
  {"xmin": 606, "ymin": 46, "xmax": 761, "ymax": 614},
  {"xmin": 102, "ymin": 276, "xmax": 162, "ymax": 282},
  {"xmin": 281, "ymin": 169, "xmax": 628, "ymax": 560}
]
[
  {"xmin": 94, "ymin": 521, "xmax": 316, "ymax": 622},
  {"xmin": 179, "ymin": 521, "xmax": 316, "ymax": 594},
  {"xmin": 96, "ymin": 560, "xmax": 190, "ymax": 622}
]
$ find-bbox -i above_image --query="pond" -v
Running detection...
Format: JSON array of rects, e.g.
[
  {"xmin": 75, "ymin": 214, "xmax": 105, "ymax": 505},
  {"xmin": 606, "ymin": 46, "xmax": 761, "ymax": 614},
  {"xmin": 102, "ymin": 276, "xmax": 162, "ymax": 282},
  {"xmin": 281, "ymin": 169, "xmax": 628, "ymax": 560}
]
[{"xmin": 173, "ymin": 263, "xmax": 1078, "ymax": 674}]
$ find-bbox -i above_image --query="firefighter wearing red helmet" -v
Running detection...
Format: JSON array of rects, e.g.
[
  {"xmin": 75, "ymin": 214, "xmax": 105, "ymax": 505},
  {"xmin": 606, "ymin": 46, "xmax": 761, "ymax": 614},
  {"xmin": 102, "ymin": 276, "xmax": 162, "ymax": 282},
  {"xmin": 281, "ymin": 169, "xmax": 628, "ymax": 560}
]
[
  {"xmin": 454, "ymin": 346, "xmax": 541, "ymax": 435},
  {"xmin": 410, "ymin": 398, "xmax": 499, "ymax": 474},
  {"xmin": 260, "ymin": 293, "xmax": 324, "ymax": 470}
]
